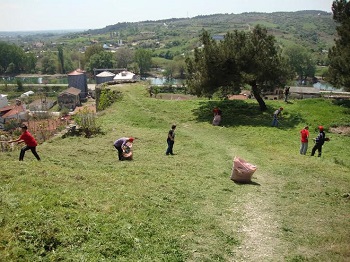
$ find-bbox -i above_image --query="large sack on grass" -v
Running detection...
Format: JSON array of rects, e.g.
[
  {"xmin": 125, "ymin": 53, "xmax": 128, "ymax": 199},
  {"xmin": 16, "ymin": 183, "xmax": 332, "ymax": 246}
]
[
  {"xmin": 231, "ymin": 156, "xmax": 257, "ymax": 182},
  {"xmin": 123, "ymin": 142, "xmax": 133, "ymax": 160}
]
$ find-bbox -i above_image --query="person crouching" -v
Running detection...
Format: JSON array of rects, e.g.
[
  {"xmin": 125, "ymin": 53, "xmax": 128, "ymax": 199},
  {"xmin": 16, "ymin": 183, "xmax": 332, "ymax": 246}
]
[{"xmin": 114, "ymin": 137, "xmax": 134, "ymax": 161}]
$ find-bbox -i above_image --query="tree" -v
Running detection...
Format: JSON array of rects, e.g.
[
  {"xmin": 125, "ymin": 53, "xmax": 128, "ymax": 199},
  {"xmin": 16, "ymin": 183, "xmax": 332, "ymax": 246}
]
[
  {"xmin": 23, "ymin": 52, "xmax": 37, "ymax": 73},
  {"xmin": 85, "ymin": 44, "xmax": 104, "ymax": 62},
  {"xmin": 116, "ymin": 47, "xmax": 134, "ymax": 68},
  {"xmin": 283, "ymin": 45, "xmax": 316, "ymax": 85},
  {"xmin": 0, "ymin": 42, "xmax": 26, "ymax": 74},
  {"xmin": 41, "ymin": 52, "xmax": 57, "ymax": 74},
  {"xmin": 328, "ymin": 0, "xmax": 350, "ymax": 91},
  {"xmin": 186, "ymin": 30, "xmax": 224, "ymax": 98},
  {"xmin": 58, "ymin": 46, "xmax": 65, "ymax": 74},
  {"xmin": 85, "ymin": 52, "xmax": 115, "ymax": 74},
  {"xmin": 186, "ymin": 26, "xmax": 293, "ymax": 110},
  {"xmin": 134, "ymin": 49, "xmax": 152, "ymax": 75}
]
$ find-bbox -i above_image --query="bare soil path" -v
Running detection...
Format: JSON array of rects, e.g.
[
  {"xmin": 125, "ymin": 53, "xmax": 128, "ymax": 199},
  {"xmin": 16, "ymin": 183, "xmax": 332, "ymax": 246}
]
[{"xmin": 232, "ymin": 172, "xmax": 287, "ymax": 261}]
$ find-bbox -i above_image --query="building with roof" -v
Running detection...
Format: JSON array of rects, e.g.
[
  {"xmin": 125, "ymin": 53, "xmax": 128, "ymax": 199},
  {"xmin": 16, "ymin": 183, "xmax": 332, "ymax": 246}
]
[
  {"xmin": 113, "ymin": 71, "xmax": 137, "ymax": 82},
  {"xmin": 0, "ymin": 101, "xmax": 27, "ymax": 129},
  {"xmin": 96, "ymin": 71, "xmax": 115, "ymax": 84},
  {"xmin": 68, "ymin": 69, "xmax": 88, "ymax": 99},
  {"xmin": 28, "ymin": 98, "xmax": 56, "ymax": 111},
  {"xmin": 58, "ymin": 87, "xmax": 81, "ymax": 110},
  {"xmin": 289, "ymin": 86, "xmax": 321, "ymax": 99}
]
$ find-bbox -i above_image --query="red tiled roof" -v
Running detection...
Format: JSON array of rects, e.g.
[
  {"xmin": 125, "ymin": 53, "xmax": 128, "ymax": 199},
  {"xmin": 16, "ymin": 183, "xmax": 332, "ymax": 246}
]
[
  {"xmin": 0, "ymin": 105, "xmax": 14, "ymax": 112},
  {"xmin": 2, "ymin": 105, "xmax": 25, "ymax": 118}
]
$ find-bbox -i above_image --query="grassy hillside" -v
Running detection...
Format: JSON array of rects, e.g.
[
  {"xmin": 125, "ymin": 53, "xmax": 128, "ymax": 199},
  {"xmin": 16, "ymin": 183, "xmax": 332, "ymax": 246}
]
[{"xmin": 0, "ymin": 83, "xmax": 349, "ymax": 261}]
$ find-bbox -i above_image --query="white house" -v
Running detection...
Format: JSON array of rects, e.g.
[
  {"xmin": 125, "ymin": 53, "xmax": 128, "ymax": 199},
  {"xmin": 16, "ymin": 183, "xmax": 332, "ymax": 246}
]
[{"xmin": 113, "ymin": 71, "xmax": 137, "ymax": 82}]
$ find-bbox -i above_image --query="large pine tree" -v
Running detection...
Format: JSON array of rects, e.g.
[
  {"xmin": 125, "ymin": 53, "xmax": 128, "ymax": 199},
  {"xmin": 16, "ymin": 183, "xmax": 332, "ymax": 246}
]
[
  {"xmin": 328, "ymin": 0, "xmax": 350, "ymax": 91},
  {"xmin": 186, "ymin": 26, "xmax": 292, "ymax": 111}
]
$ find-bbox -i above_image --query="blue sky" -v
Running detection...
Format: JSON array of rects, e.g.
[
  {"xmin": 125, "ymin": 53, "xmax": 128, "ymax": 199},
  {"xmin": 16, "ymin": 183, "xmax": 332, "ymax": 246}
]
[{"xmin": 0, "ymin": 0, "xmax": 333, "ymax": 31}]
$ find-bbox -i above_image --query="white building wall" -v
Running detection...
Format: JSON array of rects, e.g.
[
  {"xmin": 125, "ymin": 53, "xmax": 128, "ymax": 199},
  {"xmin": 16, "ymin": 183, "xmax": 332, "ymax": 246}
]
[{"xmin": 0, "ymin": 94, "xmax": 9, "ymax": 109}]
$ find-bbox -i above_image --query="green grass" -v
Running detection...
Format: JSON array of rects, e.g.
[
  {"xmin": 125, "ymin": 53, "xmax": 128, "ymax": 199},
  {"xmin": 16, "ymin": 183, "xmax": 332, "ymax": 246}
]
[{"xmin": 0, "ymin": 83, "xmax": 349, "ymax": 261}]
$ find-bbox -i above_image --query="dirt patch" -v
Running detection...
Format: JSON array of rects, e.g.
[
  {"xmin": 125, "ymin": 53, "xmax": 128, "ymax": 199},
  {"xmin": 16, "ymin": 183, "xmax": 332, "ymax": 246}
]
[
  {"xmin": 228, "ymin": 94, "xmax": 248, "ymax": 100},
  {"xmin": 232, "ymin": 172, "xmax": 287, "ymax": 261},
  {"xmin": 329, "ymin": 126, "xmax": 350, "ymax": 135},
  {"xmin": 154, "ymin": 94, "xmax": 196, "ymax": 100}
]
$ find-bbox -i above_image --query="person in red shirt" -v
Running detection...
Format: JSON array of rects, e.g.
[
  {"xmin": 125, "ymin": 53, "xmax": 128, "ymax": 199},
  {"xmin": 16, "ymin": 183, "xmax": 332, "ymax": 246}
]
[
  {"xmin": 300, "ymin": 125, "xmax": 309, "ymax": 155},
  {"xmin": 8, "ymin": 124, "xmax": 40, "ymax": 161}
]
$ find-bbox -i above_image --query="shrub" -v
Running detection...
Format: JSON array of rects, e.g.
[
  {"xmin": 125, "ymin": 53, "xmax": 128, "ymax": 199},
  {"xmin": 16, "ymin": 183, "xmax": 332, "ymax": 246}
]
[{"xmin": 72, "ymin": 107, "xmax": 103, "ymax": 138}]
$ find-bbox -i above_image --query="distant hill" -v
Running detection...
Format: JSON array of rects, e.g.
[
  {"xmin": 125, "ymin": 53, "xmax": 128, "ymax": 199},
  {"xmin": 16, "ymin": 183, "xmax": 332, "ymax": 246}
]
[{"xmin": 84, "ymin": 10, "xmax": 336, "ymax": 51}]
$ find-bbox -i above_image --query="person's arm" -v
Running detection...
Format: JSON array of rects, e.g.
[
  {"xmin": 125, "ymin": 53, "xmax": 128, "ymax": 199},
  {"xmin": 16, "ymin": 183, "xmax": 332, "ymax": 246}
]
[
  {"xmin": 8, "ymin": 137, "xmax": 22, "ymax": 143},
  {"xmin": 121, "ymin": 140, "xmax": 129, "ymax": 148},
  {"xmin": 168, "ymin": 131, "xmax": 174, "ymax": 140}
]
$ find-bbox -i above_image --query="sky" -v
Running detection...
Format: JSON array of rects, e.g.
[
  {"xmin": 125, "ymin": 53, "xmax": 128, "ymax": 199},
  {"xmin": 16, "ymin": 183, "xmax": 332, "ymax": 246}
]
[{"xmin": 0, "ymin": 0, "xmax": 334, "ymax": 32}]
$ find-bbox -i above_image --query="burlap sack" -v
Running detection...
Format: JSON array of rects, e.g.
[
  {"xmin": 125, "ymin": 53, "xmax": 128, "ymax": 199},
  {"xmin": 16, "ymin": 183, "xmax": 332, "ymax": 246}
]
[
  {"xmin": 231, "ymin": 156, "xmax": 257, "ymax": 182},
  {"xmin": 122, "ymin": 142, "xmax": 133, "ymax": 160}
]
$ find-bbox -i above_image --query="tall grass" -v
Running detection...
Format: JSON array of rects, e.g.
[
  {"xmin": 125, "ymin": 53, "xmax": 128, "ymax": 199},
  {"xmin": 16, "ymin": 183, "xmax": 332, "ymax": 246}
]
[{"xmin": 0, "ymin": 83, "xmax": 349, "ymax": 261}]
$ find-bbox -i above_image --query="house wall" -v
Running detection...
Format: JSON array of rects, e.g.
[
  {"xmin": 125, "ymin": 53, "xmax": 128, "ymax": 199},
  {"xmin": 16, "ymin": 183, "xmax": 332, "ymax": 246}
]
[
  {"xmin": 0, "ymin": 95, "xmax": 8, "ymax": 109},
  {"xmin": 58, "ymin": 93, "xmax": 80, "ymax": 110},
  {"xmin": 68, "ymin": 74, "xmax": 88, "ymax": 98}
]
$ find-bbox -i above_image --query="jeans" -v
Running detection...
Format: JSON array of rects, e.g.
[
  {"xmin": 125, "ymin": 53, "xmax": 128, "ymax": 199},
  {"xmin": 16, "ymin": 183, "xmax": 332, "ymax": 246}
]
[
  {"xmin": 166, "ymin": 140, "xmax": 174, "ymax": 155},
  {"xmin": 300, "ymin": 142, "xmax": 308, "ymax": 155},
  {"xmin": 20, "ymin": 146, "xmax": 40, "ymax": 161},
  {"xmin": 271, "ymin": 117, "xmax": 278, "ymax": 127}
]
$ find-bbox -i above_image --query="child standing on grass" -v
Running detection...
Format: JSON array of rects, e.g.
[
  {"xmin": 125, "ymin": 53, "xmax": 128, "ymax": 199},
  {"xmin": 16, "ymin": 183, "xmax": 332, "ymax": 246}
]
[
  {"xmin": 166, "ymin": 124, "xmax": 176, "ymax": 155},
  {"xmin": 300, "ymin": 126, "xmax": 309, "ymax": 155},
  {"xmin": 8, "ymin": 124, "xmax": 41, "ymax": 161},
  {"xmin": 311, "ymin": 126, "xmax": 326, "ymax": 157}
]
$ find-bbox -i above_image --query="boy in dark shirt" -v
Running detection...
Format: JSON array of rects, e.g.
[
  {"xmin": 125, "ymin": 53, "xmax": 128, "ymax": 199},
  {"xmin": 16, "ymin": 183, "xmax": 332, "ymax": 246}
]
[{"xmin": 166, "ymin": 125, "xmax": 176, "ymax": 155}]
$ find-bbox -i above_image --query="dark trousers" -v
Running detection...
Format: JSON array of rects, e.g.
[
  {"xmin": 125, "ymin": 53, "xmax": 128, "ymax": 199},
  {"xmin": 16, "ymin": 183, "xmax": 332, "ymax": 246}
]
[
  {"xmin": 311, "ymin": 143, "xmax": 323, "ymax": 157},
  {"xmin": 20, "ymin": 146, "xmax": 40, "ymax": 161},
  {"xmin": 115, "ymin": 145, "xmax": 123, "ymax": 160},
  {"xmin": 166, "ymin": 140, "xmax": 174, "ymax": 155}
]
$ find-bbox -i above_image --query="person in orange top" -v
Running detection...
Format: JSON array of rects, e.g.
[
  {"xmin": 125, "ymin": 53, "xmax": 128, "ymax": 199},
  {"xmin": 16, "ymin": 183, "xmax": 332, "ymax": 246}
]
[{"xmin": 8, "ymin": 124, "xmax": 41, "ymax": 161}]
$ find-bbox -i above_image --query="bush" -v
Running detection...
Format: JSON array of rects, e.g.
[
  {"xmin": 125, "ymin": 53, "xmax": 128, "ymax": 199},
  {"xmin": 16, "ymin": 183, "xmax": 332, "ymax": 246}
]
[
  {"xmin": 96, "ymin": 87, "xmax": 121, "ymax": 111},
  {"xmin": 72, "ymin": 108, "xmax": 103, "ymax": 138}
]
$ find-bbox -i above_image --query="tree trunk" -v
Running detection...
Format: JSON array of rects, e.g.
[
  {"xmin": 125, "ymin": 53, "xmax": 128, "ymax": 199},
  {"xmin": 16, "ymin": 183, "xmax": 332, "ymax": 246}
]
[{"xmin": 251, "ymin": 82, "xmax": 267, "ymax": 111}]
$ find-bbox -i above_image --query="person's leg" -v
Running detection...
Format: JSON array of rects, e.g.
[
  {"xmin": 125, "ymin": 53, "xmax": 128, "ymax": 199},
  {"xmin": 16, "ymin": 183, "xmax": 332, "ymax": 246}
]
[
  {"xmin": 169, "ymin": 141, "xmax": 174, "ymax": 155},
  {"xmin": 30, "ymin": 147, "xmax": 41, "ymax": 160},
  {"xmin": 300, "ymin": 143, "xmax": 304, "ymax": 154},
  {"xmin": 271, "ymin": 118, "xmax": 275, "ymax": 126},
  {"xmin": 318, "ymin": 144, "xmax": 322, "ymax": 157},
  {"xmin": 19, "ymin": 145, "xmax": 30, "ymax": 161},
  {"xmin": 311, "ymin": 144, "xmax": 317, "ymax": 156},
  {"xmin": 115, "ymin": 146, "xmax": 123, "ymax": 160},
  {"xmin": 166, "ymin": 140, "xmax": 171, "ymax": 155},
  {"xmin": 304, "ymin": 142, "xmax": 308, "ymax": 155}
]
